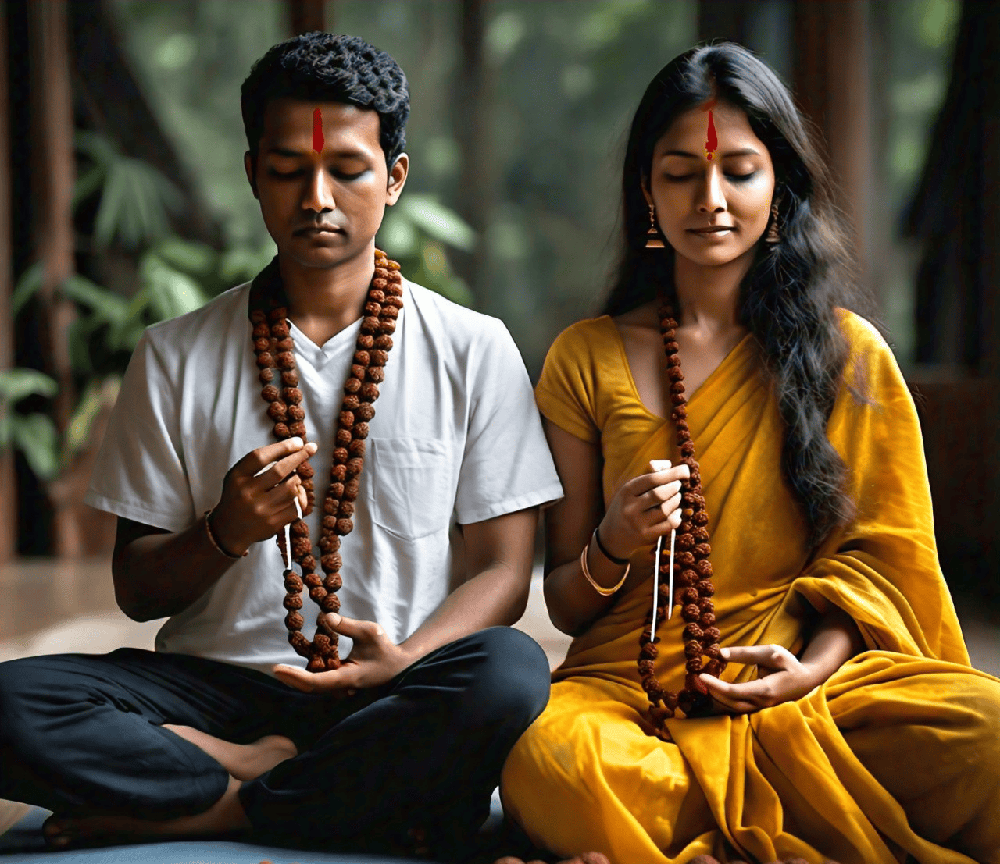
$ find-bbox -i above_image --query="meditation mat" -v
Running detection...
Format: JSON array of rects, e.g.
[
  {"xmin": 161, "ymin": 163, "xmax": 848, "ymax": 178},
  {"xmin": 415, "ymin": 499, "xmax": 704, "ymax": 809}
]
[{"xmin": 0, "ymin": 794, "xmax": 510, "ymax": 864}]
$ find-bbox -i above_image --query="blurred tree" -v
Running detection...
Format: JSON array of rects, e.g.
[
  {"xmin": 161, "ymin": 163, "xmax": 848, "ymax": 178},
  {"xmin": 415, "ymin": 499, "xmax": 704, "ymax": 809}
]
[{"xmin": 108, "ymin": 0, "xmax": 698, "ymax": 377}]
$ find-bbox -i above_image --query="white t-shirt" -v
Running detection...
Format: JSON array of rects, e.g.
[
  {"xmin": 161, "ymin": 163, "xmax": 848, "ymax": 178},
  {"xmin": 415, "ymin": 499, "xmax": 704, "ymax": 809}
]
[{"xmin": 85, "ymin": 278, "xmax": 563, "ymax": 674}]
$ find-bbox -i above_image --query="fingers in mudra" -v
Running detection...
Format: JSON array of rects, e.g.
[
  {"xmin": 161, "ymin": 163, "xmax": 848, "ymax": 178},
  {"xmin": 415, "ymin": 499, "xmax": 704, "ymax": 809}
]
[{"xmin": 700, "ymin": 645, "xmax": 808, "ymax": 714}]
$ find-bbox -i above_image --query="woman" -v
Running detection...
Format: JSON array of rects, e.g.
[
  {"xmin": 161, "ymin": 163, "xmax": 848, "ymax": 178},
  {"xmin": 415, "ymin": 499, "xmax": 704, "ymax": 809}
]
[{"xmin": 500, "ymin": 43, "xmax": 1000, "ymax": 864}]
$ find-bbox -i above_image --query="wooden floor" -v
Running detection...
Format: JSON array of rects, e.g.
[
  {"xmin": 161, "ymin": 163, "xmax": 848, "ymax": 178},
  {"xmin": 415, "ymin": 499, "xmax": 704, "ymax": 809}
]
[
  {"xmin": 0, "ymin": 557, "xmax": 573, "ymax": 668},
  {"xmin": 1, "ymin": 557, "xmax": 998, "ymax": 676}
]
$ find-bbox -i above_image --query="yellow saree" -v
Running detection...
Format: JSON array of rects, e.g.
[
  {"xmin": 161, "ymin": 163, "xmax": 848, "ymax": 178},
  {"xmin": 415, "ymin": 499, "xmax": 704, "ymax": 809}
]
[{"xmin": 502, "ymin": 312, "xmax": 1000, "ymax": 864}]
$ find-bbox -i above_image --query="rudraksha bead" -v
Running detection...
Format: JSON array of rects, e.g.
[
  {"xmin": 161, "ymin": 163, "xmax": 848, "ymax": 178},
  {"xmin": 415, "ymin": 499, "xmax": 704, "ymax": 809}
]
[
  {"xmin": 639, "ymin": 305, "xmax": 724, "ymax": 735},
  {"xmin": 253, "ymin": 251, "xmax": 401, "ymax": 672}
]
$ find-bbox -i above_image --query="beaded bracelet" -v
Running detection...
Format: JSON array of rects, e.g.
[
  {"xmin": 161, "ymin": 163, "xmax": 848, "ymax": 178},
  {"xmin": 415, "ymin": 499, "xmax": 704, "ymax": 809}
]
[
  {"xmin": 204, "ymin": 509, "xmax": 247, "ymax": 559},
  {"xmin": 579, "ymin": 542, "xmax": 630, "ymax": 597},
  {"xmin": 593, "ymin": 524, "xmax": 630, "ymax": 566}
]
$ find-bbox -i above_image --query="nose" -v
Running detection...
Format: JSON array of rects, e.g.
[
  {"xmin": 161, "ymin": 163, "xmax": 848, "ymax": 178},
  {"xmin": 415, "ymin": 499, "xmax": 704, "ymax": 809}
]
[
  {"xmin": 302, "ymin": 168, "xmax": 335, "ymax": 213},
  {"xmin": 697, "ymin": 164, "xmax": 726, "ymax": 214}
]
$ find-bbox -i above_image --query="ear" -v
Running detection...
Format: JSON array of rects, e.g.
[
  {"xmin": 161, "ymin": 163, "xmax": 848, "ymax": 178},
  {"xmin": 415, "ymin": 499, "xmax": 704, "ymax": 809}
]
[
  {"xmin": 244, "ymin": 152, "xmax": 259, "ymax": 199},
  {"xmin": 385, "ymin": 153, "xmax": 409, "ymax": 206},
  {"xmin": 640, "ymin": 177, "xmax": 654, "ymax": 208}
]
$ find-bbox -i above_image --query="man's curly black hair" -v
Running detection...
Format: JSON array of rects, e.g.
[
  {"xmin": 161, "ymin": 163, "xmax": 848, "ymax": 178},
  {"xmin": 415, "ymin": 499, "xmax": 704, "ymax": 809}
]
[{"xmin": 241, "ymin": 32, "xmax": 409, "ymax": 167}]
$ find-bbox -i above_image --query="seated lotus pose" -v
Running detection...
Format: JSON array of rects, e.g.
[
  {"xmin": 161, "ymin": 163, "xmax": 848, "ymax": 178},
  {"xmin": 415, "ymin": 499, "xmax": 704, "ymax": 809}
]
[
  {"xmin": 0, "ymin": 33, "xmax": 562, "ymax": 859},
  {"xmin": 498, "ymin": 42, "xmax": 1000, "ymax": 864}
]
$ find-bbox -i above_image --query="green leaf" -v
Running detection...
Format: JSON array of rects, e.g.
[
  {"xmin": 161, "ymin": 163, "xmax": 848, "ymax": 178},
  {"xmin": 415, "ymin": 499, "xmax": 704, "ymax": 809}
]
[
  {"xmin": 11, "ymin": 413, "xmax": 61, "ymax": 480},
  {"xmin": 93, "ymin": 153, "xmax": 184, "ymax": 250},
  {"xmin": 59, "ymin": 274, "xmax": 129, "ymax": 325},
  {"xmin": 219, "ymin": 244, "xmax": 276, "ymax": 284},
  {"xmin": 396, "ymin": 195, "xmax": 476, "ymax": 252},
  {"xmin": 379, "ymin": 210, "xmax": 418, "ymax": 257},
  {"xmin": 141, "ymin": 255, "xmax": 209, "ymax": 320},
  {"xmin": 64, "ymin": 377, "xmax": 120, "ymax": 460},
  {"xmin": 74, "ymin": 130, "xmax": 117, "ymax": 167},
  {"xmin": 0, "ymin": 368, "xmax": 59, "ymax": 404},
  {"xmin": 72, "ymin": 163, "xmax": 108, "ymax": 210},
  {"xmin": 11, "ymin": 262, "xmax": 44, "ymax": 317},
  {"xmin": 153, "ymin": 237, "xmax": 217, "ymax": 275},
  {"xmin": 67, "ymin": 317, "xmax": 104, "ymax": 377}
]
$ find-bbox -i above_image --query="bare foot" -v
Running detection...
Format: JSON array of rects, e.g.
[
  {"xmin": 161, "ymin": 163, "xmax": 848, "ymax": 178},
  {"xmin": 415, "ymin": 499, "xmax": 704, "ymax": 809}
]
[
  {"xmin": 163, "ymin": 725, "xmax": 298, "ymax": 781},
  {"xmin": 43, "ymin": 776, "xmax": 250, "ymax": 848},
  {"xmin": 494, "ymin": 854, "xmax": 610, "ymax": 864}
]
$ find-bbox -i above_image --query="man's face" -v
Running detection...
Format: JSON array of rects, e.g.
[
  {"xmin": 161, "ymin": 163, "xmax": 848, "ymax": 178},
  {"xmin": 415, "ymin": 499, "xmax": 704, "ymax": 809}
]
[{"xmin": 246, "ymin": 99, "xmax": 407, "ymax": 271}]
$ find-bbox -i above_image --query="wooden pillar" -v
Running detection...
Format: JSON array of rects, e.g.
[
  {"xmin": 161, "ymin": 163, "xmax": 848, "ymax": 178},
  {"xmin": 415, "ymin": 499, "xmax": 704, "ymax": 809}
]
[
  {"xmin": 976, "ymin": 2, "xmax": 1000, "ymax": 583},
  {"xmin": 288, "ymin": 0, "xmax": 326, "ymax": 35},
  {"xmin": 28, "ymin": 0, "xmax": 77, "ymax": 556},
  {"xmin": 0, "ymin": 0, "xmax": 14, "ymax": 562},
  {"xmin": 793, "ymin": 0, "xmax": 874, "ymax": 293},
  {"xmin": 452, "ymin": 0, "xmax": 487, "ymax": 304}
]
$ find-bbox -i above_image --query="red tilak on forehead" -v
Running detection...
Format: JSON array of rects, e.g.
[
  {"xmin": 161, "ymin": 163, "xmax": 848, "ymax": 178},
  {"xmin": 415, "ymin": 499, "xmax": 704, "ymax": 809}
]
[
  {"xmin": 312, "ymin": 107, "xmax": 324, "ymax": 153},
  {"xmin": 703, "ymin": 96, "xmax": 718, "ymax": 161}
]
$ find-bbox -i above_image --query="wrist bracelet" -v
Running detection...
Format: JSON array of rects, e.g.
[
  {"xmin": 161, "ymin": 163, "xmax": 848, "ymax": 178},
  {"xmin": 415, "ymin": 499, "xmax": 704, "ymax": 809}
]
[
  {"xmin": 579, "ymin": 543, "xmax": 630, "ymax": 597},
  {"xmin": 204, "ymin": 509, "xmax": 247, "ymax": 559},
  {"xmin": 593, "ymin": 525, "xmax": 630, "ymax": 566}
]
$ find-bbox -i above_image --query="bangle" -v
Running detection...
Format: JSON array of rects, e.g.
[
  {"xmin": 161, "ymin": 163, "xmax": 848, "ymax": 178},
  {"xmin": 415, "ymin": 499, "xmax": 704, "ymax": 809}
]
[
  {"xmin": 204, "ymin": 509, "xmax": 247, "ymax": 559},
  {"xmin": 593, "ymin": 525, "xmax": 630, "ymax": 566},
  {"xmin": 579, "ymin": 543, "xmax": 630, "ymax": 597}
]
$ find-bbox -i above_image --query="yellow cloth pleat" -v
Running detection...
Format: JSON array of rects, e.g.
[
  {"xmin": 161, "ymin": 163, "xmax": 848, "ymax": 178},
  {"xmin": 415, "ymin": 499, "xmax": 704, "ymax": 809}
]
[{"xmin": 503, "ymin": 312, "xmax": 1000, "ymax": 864}]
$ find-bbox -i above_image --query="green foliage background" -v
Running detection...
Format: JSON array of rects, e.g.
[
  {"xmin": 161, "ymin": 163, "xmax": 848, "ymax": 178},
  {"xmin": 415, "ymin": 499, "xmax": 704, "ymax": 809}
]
[{"xmin": 106, "ymin": 0, "xmax": 956, "ymax": 375}]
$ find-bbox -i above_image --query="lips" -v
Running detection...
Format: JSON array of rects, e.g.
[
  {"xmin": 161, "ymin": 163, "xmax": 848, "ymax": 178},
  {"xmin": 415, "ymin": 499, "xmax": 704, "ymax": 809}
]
[
  {"xmin": 295, "ymin": 225, "xmax": 345, "ymax": 236},
  {"xmin": 688, "ymin": 226, "xmax": 734, "ymax": 234}
]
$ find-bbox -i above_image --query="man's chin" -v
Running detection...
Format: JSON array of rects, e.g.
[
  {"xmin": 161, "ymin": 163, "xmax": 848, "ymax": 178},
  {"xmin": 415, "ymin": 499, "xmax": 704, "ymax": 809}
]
[{"xmin": 283, "ymin": 247, "xmax": 355, "ymax": 270}]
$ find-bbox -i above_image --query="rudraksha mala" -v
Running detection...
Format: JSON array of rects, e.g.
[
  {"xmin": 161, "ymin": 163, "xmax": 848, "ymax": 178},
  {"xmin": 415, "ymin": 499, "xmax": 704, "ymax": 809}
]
[
  {"xmin": 637, "ymin": 304, "xmax": 726, "ymax": 736},
  {"xmin": 247, "ymin": 249, "xmax": 403, "ymax": 672}
]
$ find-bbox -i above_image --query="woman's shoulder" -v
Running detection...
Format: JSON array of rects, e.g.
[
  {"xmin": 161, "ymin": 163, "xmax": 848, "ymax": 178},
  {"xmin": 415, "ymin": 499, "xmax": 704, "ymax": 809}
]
[
  {"xmin": 549, "ymin": 315, "xmax": 617, "ymax": 350},
  {"xmin": 835, "ymin": 308, "xmax": 907, "ymax": 403},
  {"xmin": 541, "ymin": 315, "xmax": 618, "ymax": 369},
  {"xmin": 836, "ymin": 308, "xmax": 892, "ymax": 355}
]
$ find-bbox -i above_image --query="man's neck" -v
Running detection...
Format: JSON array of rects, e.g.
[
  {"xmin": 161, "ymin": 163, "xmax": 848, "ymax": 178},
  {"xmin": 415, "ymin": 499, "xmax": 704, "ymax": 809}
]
[{"xmin": 278, "ymin": 246, "xmax": 376, "ymax": 347}]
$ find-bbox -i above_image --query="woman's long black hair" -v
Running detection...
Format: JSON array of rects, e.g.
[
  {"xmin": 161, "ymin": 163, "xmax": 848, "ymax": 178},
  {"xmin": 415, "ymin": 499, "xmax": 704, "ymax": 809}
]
[{"xmin": 605, "ymin": 42, "xmax": 866, "ymax": 550}]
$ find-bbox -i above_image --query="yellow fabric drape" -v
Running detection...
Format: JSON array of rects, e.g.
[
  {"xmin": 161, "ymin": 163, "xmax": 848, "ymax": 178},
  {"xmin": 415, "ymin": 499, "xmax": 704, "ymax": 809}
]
[{"xmin": 502, "ymin": 312, "xmax": 1000, "ymax": 864}]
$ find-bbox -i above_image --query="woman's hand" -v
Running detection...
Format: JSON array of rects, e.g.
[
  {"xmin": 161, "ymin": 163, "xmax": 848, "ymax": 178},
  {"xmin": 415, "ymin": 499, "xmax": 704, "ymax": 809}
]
[
  {"xmin": 698, "ymin": 645, "xmax": 825, "ymax": 714},
  {"xmin": 699, "ymin": 607, "xmax": 864, "ymax": 714},
  {"xmin": 596, "ymin": 460, "xmax": 690, "ymax": 563}
]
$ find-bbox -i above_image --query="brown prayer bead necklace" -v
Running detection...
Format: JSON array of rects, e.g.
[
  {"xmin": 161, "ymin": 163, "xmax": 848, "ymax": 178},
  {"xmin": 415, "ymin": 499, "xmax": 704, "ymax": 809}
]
[
  {"xmin": 248, "ymin": 249, "xmax": 403, "ymax": 672},
  {"xmin": 637, "ymin": 305, "xmax": 726, "ymax": 736}
]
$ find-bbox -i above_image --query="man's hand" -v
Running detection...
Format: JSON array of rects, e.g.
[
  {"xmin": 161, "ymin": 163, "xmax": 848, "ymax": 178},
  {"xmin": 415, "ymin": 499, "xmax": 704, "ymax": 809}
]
[
  {"xmin": 273, "ymin": 613, "xmax": 414, "ymax": 694},
  {"xmin": 210, "ymin": 437, "xmax": 317, "ymax": 556},
  {"xmin": 698, "ymin": 645, "xmax": 824, "ymax": 714}
]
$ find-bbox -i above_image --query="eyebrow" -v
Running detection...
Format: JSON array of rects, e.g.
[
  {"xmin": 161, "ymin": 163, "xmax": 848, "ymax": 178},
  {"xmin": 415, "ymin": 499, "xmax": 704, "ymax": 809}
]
[
  {"xmin": 263, "ymin": 146, "xmax": 371, "ymax": 160},
  {"xmin": 661, "ymin": 148, "xmax": 761, "ymax": 159}
]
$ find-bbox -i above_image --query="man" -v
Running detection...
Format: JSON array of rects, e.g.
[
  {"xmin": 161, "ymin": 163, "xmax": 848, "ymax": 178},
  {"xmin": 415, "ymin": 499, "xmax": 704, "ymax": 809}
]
[{"xmin": 0, "ymin": 33, "xmax": 561, "ymax": 859}]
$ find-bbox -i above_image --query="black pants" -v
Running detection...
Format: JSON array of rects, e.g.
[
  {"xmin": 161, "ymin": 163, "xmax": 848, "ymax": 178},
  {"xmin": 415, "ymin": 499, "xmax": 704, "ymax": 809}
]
[{"xmin": 0, "ymin": 627, "xmax": 550, "ymax": 857}]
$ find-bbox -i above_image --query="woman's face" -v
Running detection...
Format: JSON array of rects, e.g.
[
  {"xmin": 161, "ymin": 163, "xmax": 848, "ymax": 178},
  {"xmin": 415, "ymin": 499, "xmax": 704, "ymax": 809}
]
[{"xmin": 645, "ymin": 100, "xmax": 775, "ymax": 270}]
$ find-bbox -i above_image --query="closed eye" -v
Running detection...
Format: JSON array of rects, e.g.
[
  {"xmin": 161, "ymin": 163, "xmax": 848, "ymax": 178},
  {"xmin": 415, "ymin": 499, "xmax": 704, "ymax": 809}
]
[
  {"xmin": 664, "ymin": 172, "xmax": 757, "ymax": 183},
  {"xmin": 332, "ymin": 168, "xmax": 368, "ymax": 181}
]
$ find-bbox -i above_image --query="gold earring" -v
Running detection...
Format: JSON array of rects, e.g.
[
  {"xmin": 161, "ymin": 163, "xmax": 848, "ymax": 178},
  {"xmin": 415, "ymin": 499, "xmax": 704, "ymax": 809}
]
[
  {"xmin": 765, "ymin": 201, "xmax": 780, "ymax": 245},
  {"xmin": 645, "ymin": 202, "xmax": 665, "ymax": 249}
]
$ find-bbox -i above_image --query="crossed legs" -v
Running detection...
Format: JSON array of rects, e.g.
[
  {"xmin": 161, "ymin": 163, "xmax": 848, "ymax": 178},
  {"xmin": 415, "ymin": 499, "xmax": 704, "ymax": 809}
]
[{"xmin": 0, "ymin": 627, "xmax": 550, "ymax": 856}]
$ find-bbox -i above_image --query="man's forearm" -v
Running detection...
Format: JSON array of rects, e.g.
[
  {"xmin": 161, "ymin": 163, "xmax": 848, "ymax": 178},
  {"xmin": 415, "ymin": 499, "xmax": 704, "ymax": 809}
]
[
  {"xmin": 399, "ymin": 563, "xmax": 531, "ymax": 664},
  {"xmin": 113, "ymin": 517, "xmax": 238, "ymax": 621}
]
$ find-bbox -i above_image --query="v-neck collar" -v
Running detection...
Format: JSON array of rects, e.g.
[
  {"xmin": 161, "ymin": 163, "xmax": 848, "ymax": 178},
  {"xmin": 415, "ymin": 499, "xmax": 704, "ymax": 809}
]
[{"xmin": 287, "ymin": 316, "xmax": 363, "ymax": 371}]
